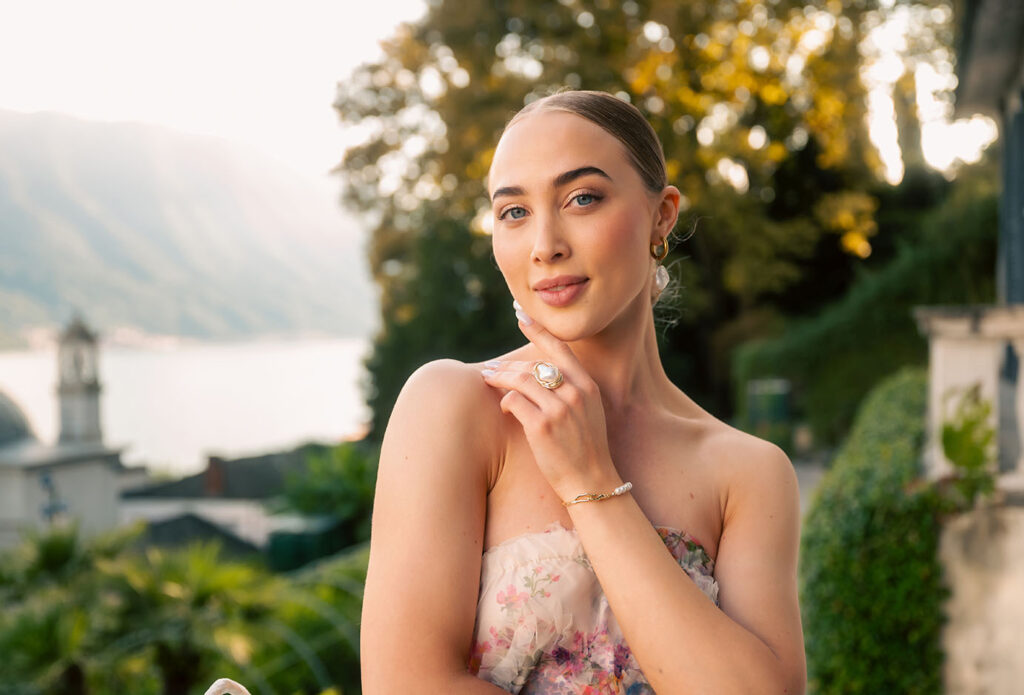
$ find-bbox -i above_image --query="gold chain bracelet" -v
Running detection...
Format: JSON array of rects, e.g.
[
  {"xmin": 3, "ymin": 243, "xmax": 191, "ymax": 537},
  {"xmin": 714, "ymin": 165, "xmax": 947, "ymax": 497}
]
[{"xmin": 562, "ymin": 481, "xmax": 633, "ymax": 507}]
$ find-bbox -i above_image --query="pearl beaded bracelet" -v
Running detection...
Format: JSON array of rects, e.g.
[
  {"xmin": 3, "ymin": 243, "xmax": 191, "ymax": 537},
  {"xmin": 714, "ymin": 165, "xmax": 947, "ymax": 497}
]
[{"xmin": 562, "ymin": 481, "xmax": 633, "ymax": 507}]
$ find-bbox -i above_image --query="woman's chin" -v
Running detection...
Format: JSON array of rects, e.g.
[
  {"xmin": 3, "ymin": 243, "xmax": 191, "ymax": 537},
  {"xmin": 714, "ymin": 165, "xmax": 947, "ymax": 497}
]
[
  {"xmin": 531, "ymin": 315, "xmax": 598, "ymax": 343},
  {"xmin": 532, "ymin": 299, "xmax": 648, "ymax": 344}
]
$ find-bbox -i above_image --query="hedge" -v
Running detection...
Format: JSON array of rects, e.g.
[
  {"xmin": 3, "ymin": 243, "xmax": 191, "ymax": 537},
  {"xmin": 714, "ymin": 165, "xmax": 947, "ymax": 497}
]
[
  {"xmin": 799, "ymin": 367, "xmax": 947, "ymax": 694},
  {"xmin": 733, "ymin": 178, "xmax": 997, "ymax": 448}
]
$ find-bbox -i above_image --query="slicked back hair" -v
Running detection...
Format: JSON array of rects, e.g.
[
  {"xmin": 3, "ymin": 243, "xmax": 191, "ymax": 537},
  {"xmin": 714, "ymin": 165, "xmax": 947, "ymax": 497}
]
[{"xmin": 504, "ymin": 90, "xmax": 668, "ymax": 194}]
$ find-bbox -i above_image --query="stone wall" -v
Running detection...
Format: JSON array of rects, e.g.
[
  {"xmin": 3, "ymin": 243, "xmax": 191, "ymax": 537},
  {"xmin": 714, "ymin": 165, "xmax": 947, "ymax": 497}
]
[{"xmin": 940, "ymin": 503, "xmax": 1024, "ymax": 694}]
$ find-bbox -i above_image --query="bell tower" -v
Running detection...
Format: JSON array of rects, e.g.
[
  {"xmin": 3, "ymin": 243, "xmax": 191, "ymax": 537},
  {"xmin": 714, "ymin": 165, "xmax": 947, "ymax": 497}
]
[{"xmin": 56, "ymin": 312, "xmax": 103, "ymax": 444}]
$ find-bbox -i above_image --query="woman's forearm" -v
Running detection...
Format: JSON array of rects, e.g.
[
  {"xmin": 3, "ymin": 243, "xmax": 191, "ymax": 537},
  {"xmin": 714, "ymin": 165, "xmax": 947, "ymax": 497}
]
[{"xmin": 567, "ymin": 476, "xmax": 787, "ymax": 694}]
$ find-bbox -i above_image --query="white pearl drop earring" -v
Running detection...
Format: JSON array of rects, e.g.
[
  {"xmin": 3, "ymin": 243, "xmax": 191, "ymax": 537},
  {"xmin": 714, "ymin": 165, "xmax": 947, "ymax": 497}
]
[{"xmin": 655, "ymin": 265, "xmax": 670, "ymax": 293}]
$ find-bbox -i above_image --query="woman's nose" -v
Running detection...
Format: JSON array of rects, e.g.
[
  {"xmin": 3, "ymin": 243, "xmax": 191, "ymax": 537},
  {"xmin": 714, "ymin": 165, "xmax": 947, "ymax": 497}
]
[{"xmin": 531, "ymin": 213, "xmax": 571, "ymax": 263}]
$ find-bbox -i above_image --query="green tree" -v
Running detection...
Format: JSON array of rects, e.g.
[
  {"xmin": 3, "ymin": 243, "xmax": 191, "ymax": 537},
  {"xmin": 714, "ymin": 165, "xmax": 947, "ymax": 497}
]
[
  {"xmin": 94, "ymin": 543, "xmax": 280, "ymax": 695},
  {"xmin": 0, "ymin": 524, "xmax": 137, "ymax": 695},
  {"xmin": 360, "ymin": 217, "xmax": 522, "ymax": 437},
  {"xmin": 281, "ymin": 440, "xmax": 380, "ymax": 547},
  {"xmin": 333, "ymin": 0, "xmax": 955, "ymax": 435},
  {"xmin": 732, "ymin": 162, "xmax": 996, "ymax": 445}
]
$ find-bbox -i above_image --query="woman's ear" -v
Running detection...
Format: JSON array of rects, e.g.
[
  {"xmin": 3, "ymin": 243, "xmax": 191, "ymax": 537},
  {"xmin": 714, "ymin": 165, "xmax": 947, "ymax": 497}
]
[{"xmin": 652, "ymin": 185, "xmax": 681, "ymax": 242}]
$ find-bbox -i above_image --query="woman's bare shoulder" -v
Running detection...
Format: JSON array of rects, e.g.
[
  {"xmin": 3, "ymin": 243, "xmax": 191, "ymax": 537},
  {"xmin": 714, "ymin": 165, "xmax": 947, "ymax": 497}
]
[
  {"xmin": 701, "ymin": 418, "xmax": 790, "ymax": 460},
  {"xmin": 387, "ymin": 358, "xmax": 505, "ymax": 480},
  {"xmin": 699, "ymin": 421, "xmax": 798, "ymax": 520},
  {"xmin": 398, "ymin": 358, "xmax": 500, "ymax": 419}
]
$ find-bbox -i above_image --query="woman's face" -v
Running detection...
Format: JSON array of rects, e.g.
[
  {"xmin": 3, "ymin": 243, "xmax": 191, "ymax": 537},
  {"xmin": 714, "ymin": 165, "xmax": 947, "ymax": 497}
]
[{"xmin": 488, "ymin": 109, "xmax": 677, "ymax": 342}]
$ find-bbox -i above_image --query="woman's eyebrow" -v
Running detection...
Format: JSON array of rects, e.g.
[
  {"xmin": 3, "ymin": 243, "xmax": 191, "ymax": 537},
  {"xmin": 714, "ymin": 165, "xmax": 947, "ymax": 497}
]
[
  {"xmin": 553, "ymin": 165, "xmax": 612, "ymax": 189},
  {"xmin": 491, "ymin": 165, "xmax": 613, "ymax": 203},
  {"xmin": 490, "ymin": 184, "xmax": 525, "ymax": 203}
]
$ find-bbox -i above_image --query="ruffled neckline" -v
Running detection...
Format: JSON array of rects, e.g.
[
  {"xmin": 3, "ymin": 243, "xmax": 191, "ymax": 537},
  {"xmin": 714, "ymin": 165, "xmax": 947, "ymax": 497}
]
[{"xmin": 482, "ymin": 520, "xmax": 716, "ymax": 571}]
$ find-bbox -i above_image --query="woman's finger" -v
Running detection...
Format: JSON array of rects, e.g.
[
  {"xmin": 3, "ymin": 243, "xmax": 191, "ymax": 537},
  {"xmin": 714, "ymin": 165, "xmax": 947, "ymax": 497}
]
[
  {"xmin": 515, "ymin": 314, "xmax": 588, "ymax": 383},
  {"xmin": 498, "ymin": 389, "xmax": 544, "ymax": 431},
  {"xmin": 481, "ymin": 361, "xmax": 563, "ymax": 411},
  {"xmin": 481, "ymin": 359, "xmax": 536, "ymax": 374}
]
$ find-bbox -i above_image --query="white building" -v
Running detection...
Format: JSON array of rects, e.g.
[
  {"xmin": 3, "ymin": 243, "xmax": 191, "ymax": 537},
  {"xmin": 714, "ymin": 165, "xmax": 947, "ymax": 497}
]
[{"xmin": 0, "ymin": 314, "xmax": 142, "ymax": 549}]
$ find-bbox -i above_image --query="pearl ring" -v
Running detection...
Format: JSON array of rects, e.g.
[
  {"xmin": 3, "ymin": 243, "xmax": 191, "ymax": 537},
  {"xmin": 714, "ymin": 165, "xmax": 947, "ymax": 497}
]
[{"xmin": 532, "ymin": 361, "xmax": 564, "ymax": 390}]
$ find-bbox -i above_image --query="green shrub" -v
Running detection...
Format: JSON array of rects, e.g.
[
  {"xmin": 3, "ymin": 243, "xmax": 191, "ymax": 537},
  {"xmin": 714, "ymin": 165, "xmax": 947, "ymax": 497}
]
[
  {"xmin": 938, "ymin": 383, "xmax": 997, "ymax": 507},
  {"xmin": 800, "ymin": 367, "xmax": 946, "ymax": 694},
  {"xmin": 280, "ymin": 440, "xmax": 380, "ymax": 548},
  {"xmin": 0, "ymin": 526, "xmax": 368, "ymax": 695}
]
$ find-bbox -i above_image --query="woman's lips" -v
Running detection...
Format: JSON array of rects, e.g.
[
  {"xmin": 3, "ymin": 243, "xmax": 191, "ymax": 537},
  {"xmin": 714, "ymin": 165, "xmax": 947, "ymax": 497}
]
[{"xmin": 535, "ymin": 278, "xmax": 589, "ymax": 307}]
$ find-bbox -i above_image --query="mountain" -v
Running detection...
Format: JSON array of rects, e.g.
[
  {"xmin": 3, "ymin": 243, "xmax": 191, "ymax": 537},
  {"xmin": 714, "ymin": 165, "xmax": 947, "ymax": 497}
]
[{"xmin": 0, "ymin": 110, "xmax": 377, "ymax": 349}]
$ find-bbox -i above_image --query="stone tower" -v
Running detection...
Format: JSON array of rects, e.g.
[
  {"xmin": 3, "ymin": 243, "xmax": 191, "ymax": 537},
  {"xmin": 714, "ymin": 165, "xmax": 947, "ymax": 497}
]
[{"xmin": 56, "ymin": 312, "xmax": 103, "ymax": 444}]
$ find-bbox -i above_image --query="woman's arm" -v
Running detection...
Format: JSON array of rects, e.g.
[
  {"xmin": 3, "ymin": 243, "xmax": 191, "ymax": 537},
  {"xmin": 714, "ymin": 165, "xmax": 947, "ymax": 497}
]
[
  {"xmin": 567, "ymin": 436, "xmax": 807, "ymax": 695},
  {"xmin": 360, "ymin": 359, "xmax": 509, "ymax": 694},
  {"xmin": 480, "ymin": 319, "xmax": 806, "ymax": 695}
]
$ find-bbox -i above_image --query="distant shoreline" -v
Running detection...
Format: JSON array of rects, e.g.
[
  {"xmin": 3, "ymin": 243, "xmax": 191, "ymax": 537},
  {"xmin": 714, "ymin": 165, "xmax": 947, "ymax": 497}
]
[
  {"xmin": 0, "ymin": 335, "xmax": 372, "ymax": 476},
  {"xmin": 0, "ymin": 325, "xmax": 371, "ymax": 354}
]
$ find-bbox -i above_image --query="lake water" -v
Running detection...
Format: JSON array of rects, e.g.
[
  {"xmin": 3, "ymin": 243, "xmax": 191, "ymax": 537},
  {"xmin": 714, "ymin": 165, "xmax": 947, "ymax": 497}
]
[{"xmin": 0, "ymin": 337, "xmax": 372, "ymax": 476}]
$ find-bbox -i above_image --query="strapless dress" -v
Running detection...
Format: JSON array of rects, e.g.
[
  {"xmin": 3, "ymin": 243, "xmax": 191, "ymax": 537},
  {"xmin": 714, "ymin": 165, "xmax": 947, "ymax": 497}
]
[{"xmin": 469, "ymin": 521, "xmax": 719, "ymax": 693}]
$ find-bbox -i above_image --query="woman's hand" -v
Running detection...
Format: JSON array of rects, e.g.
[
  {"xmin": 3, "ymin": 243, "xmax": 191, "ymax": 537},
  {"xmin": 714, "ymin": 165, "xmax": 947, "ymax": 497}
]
[{"xmin": 480, "ymin": 315, "xmax": 621, "ymax": 502}]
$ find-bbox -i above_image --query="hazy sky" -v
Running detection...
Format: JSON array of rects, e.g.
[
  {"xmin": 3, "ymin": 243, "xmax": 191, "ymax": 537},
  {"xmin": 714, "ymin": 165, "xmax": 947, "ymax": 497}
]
[
  {"xmin": 0, "ymin": 0, "xmax": 995, "ymax": 192},
  {"xmin": 0, "ymin": 0, "xmax": 427, "ymax": 188}
]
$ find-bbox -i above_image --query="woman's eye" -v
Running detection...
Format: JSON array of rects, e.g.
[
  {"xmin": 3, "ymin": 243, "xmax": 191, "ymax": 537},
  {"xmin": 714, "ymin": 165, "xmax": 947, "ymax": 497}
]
[
  {"xmin": 500, "ymin": 206, "xmax": 527, "ymax": 220},
  {"xmin": 572, "ymin": 193, "xmax": 599, "ymax": 207}
]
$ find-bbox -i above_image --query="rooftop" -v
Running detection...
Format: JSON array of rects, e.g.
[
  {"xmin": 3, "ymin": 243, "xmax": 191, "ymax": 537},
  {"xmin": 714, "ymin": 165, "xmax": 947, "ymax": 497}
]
[
  {"xmin": 122, "ymin": 442, "xmax": 332, "ymax": 500},
  {"xmin": 955, "ymin": 0, "xmax": 1024, "ymax": 116}
]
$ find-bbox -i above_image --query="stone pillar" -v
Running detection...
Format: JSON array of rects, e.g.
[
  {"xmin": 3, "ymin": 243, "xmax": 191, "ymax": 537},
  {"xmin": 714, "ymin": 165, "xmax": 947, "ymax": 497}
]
[
  {"xmin": 940, "ymin": 505, "xmax": 1024, "ymax": 694},
  {"xmin": 913, "ymin": 305, "xmax": 1024, "ymax": 491}
]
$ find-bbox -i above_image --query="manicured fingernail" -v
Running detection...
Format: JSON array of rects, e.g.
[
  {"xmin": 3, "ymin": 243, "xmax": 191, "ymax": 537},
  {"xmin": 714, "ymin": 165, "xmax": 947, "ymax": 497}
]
[
  {"xmin": 515, "ymin": 309, "xmax": 533, "ymax": 325},
  {"xmin": 512, "ymin": 299, "xmax": 522, "ymax": 311},
  {"xmin": 484, "ymin": 359, "xmax": 502, "ymax": 367},
  {"xmin": 480, "ymin": 368, "xmax": 496, "ymax": 377}
]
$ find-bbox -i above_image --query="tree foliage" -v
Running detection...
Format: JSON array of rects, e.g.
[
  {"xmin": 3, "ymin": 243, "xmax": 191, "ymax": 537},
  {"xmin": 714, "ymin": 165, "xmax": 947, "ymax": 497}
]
[
  {"xmin": 938, "ymin": 382, "xmax": 997, "ymax": 505},
  {"xmin": 0, "ymin": 525, "xmax": 366, "ymax": 695},
  {"xmin": 733, "ymin": 164, "xmax": 996, "ymax": 445},
  {"xmin": 280, "ymin": 440, "xmax": 380, "ymax": 547},
  {"xmin": 360, "ymin": 217, "xmax": 523, "ymax": 436},
  {"xmin": 333, "ymin": 0, "xmax": 956, "ymax": 434}
]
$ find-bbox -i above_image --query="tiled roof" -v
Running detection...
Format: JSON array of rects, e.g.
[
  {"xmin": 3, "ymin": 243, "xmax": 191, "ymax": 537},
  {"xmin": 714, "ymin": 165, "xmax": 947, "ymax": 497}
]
[
  {"xmin": 0, "ymin": 436, "xmax": 126, "ymax": 470},
  {"xmin": 136, "ymin": 513, "xmax": 260, "ymax": 557},
  {"xmin": 121, "ymin": 442, "xmax": 331, "ymax": 500}
]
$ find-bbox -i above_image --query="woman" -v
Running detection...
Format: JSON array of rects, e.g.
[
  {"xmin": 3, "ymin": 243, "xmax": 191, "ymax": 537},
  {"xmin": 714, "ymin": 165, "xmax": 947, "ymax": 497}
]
[{"xmin": 360, "ymin": 90, "xmax": 806, "ymax": 694}]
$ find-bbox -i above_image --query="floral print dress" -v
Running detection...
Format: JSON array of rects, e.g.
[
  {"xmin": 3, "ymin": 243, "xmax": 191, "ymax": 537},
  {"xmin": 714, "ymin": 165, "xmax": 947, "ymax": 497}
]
[{"xmin": 468, "ymin": 521, "xmax": 719, "ymax": 694}]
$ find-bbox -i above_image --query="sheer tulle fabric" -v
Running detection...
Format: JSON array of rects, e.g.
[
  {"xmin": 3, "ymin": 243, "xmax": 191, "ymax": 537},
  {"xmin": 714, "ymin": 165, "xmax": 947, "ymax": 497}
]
[{"xmin": 469, "ymin": 522, "xmax": 719, "ymax": 694}]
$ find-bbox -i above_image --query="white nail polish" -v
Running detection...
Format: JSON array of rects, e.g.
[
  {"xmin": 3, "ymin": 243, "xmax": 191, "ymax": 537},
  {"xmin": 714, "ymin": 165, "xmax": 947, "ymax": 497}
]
[
  {"xmin": 512, "ymin": 299, "xmax": 522, "ymax": 311},
  {"xmin": 515, "ymin": 309, "xmax": 533, "ymax": 325}
]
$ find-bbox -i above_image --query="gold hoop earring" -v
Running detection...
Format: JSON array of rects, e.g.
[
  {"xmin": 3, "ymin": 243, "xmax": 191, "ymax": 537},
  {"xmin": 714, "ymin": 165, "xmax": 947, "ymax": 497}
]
[{"xmin": 650, "ymin": 237, "xmax": 669, "ymax": 261}]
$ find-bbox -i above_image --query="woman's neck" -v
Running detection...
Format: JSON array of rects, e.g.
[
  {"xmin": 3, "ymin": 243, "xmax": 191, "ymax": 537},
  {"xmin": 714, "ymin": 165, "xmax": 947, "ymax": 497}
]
[{"xmin": 566, "ymin": 299, "xmax": 671, "ymax": 419}]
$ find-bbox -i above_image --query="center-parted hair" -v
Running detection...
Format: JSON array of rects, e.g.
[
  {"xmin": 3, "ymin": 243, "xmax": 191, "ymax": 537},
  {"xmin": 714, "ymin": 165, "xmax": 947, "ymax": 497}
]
[{"xmin": 504, "ymin": 90, "xmax": 668, "ymax": 194}]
